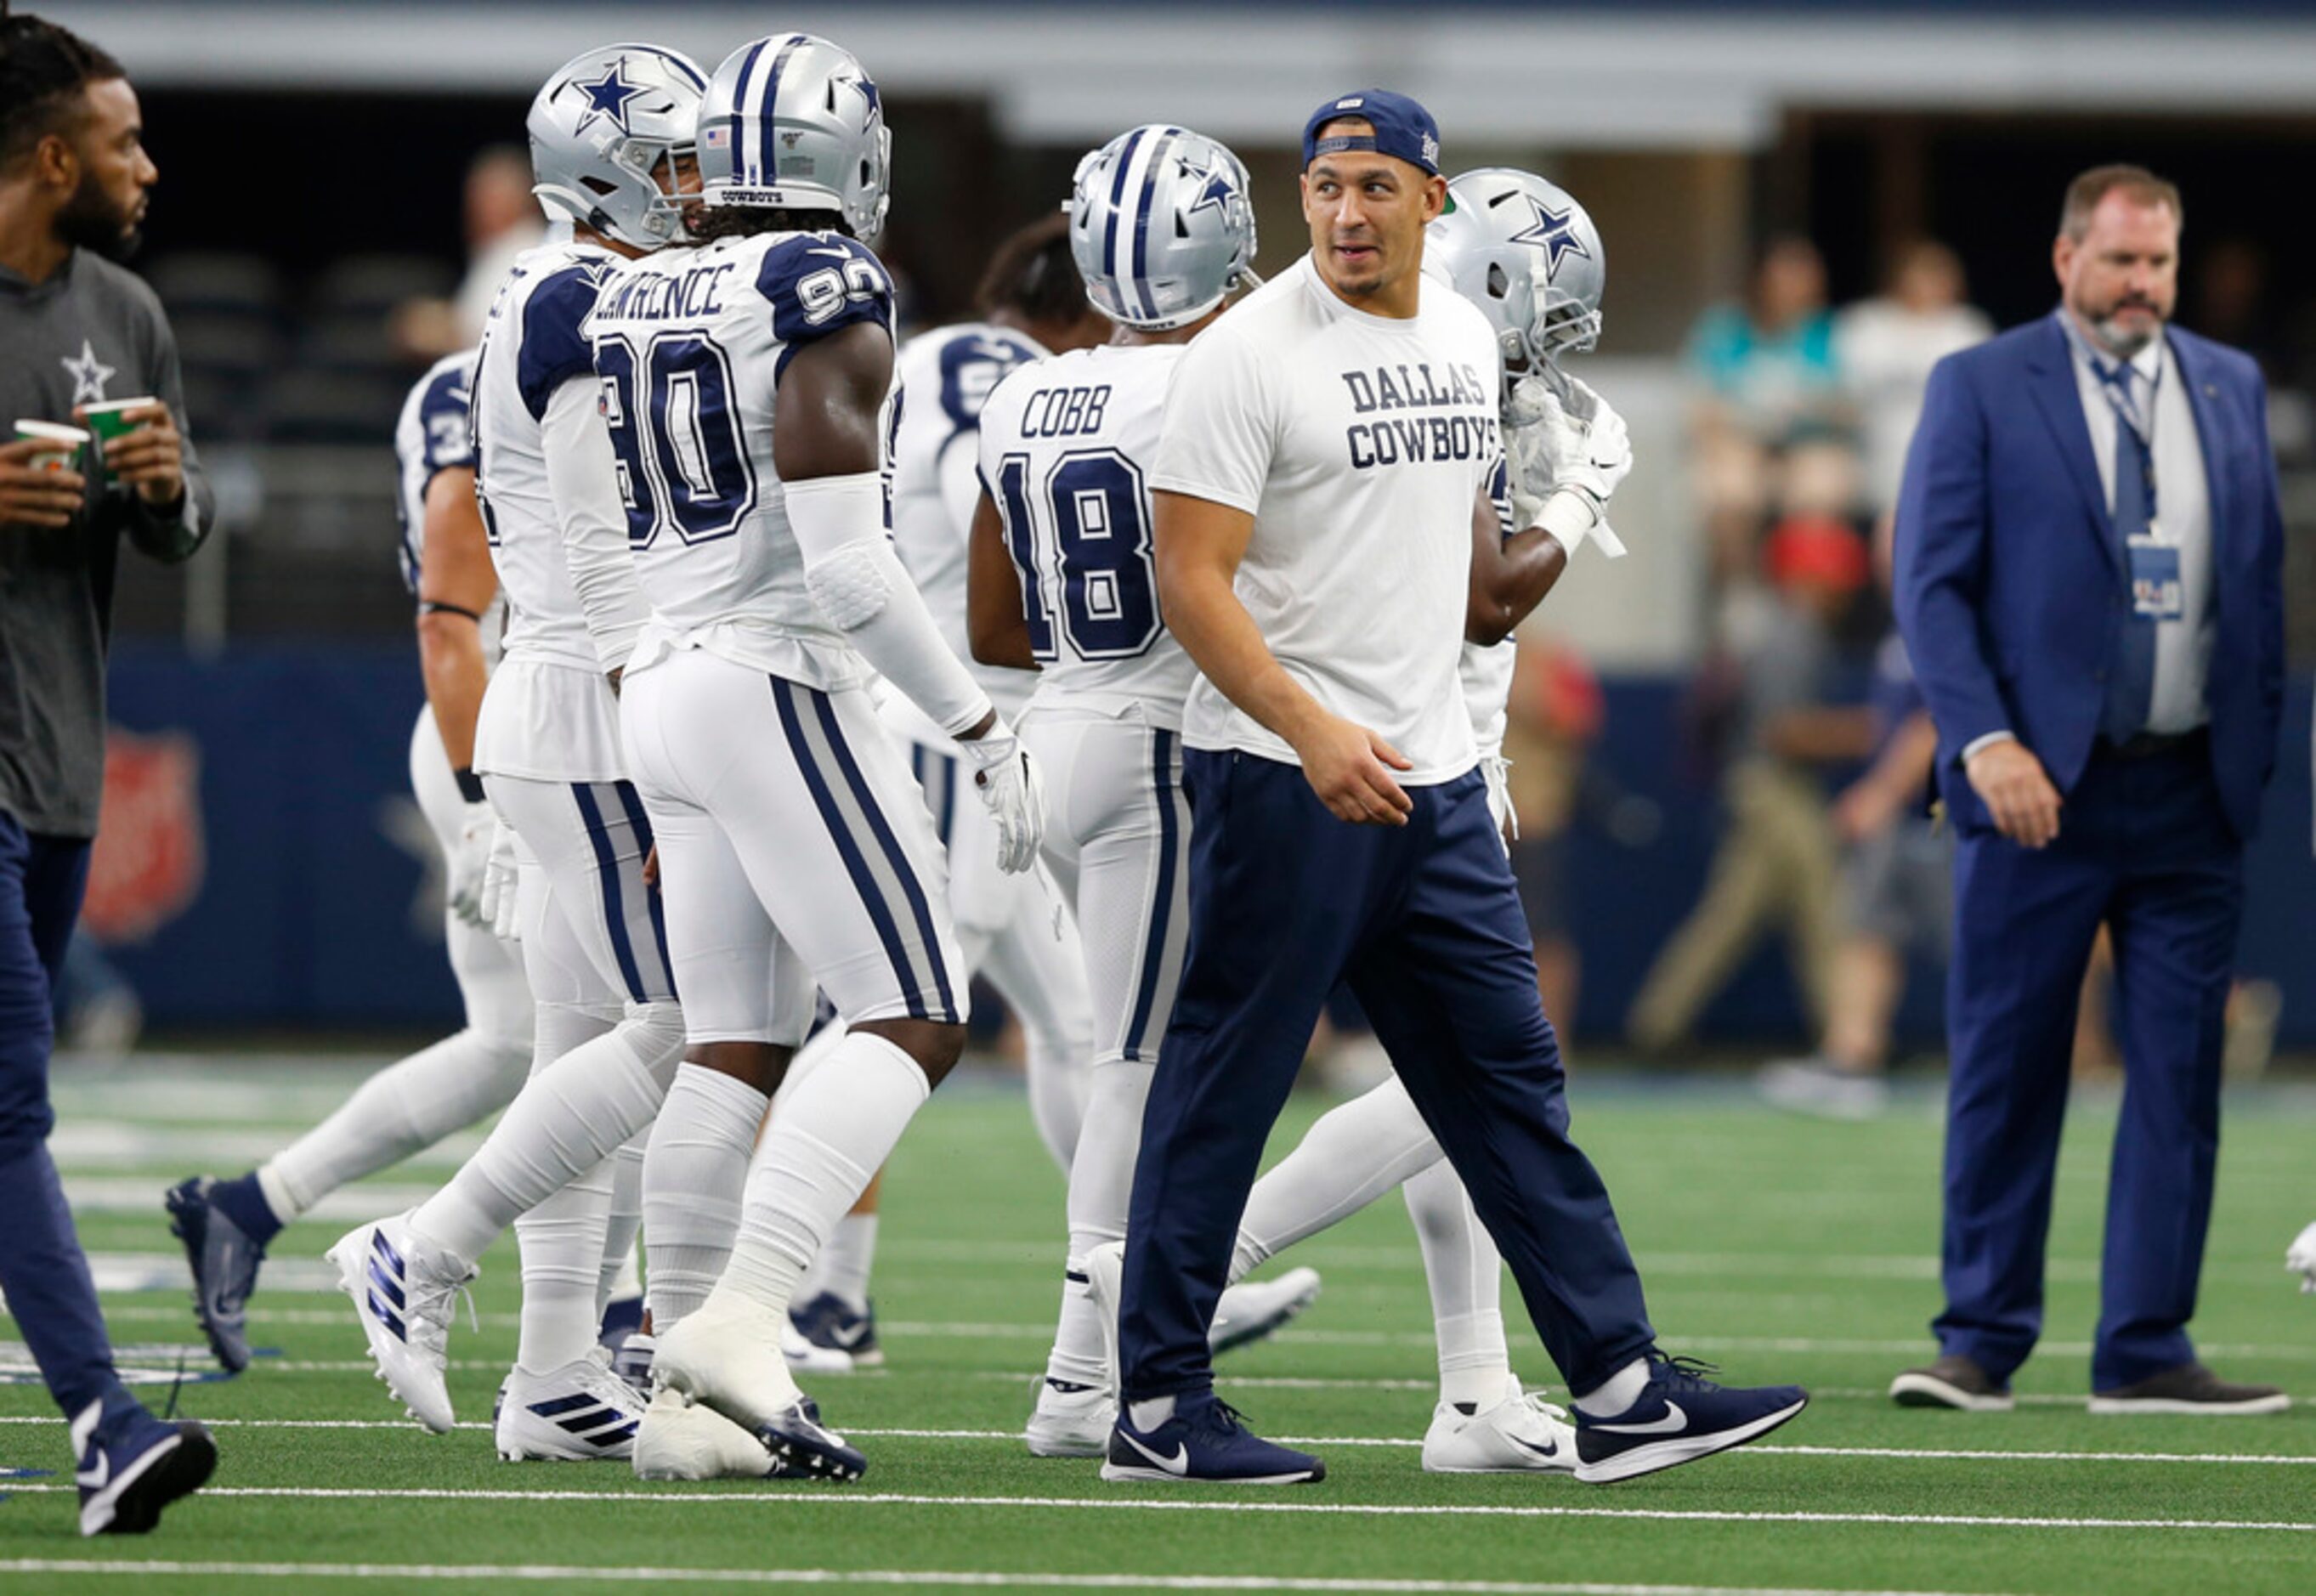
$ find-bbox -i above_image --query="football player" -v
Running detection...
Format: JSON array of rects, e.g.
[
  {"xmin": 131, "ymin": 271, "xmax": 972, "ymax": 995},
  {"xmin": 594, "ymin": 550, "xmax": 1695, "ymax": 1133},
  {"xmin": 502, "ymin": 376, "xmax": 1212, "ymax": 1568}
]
[
  {"xmin": 592, "ymin": 32, "xmax": 1041, "ymax": 1484},
  {"xmin": 167, "ymin": 346, "xmax": 537, "ymax": 1376},
  {"xmin": 966, "ymin": 126, "xmax": 1328, "ymax": 1457},
  {"xmin": 327, "ymin": 43, "xmax": 711, "ymax": 1466}
]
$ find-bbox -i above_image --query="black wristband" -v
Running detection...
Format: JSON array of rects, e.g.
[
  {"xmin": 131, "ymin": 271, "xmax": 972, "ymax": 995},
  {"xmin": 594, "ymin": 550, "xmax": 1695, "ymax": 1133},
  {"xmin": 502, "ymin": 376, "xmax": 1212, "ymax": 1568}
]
[
  {"xmin": 454, "ymin": 767, "xmax": 487, "ymax": 804},
  {"xmin": 421, "ymin": 600, "xmax": 484, "ymax": 623}
]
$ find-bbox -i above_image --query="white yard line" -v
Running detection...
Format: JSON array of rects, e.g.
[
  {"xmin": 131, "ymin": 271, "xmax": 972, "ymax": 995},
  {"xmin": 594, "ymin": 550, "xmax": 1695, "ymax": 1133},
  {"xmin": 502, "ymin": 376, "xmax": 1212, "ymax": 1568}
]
[
  {"xmin": 0, "ymin": 1563, "xmax": 2030, "ymax": 1596},
  {"xmin": 5, "ymin": 1483, "xmax": 2313, "ymax": 1534}
]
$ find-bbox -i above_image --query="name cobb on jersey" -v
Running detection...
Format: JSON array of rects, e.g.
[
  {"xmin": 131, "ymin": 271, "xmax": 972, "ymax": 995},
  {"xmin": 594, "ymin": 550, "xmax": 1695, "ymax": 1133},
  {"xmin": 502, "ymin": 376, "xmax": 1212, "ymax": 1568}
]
[{"xmin": 1339, "ymin": 359, "xmax": 1498, "ymax": 471}]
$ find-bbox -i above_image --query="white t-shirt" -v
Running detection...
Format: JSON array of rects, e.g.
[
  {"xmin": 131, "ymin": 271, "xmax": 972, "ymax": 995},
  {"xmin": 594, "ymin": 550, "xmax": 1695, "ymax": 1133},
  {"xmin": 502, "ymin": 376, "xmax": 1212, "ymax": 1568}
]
[
  {"xmin": 1152, "ymin": 253, "xmax": 1498, "ymax": 784},
  {"xmin": 1833, "ymin": 297, "xmax": 1991, "ymax": 513},
  {"xmin": 980, "ymin": 342, "xmax": 1198, "ymax": 727}
]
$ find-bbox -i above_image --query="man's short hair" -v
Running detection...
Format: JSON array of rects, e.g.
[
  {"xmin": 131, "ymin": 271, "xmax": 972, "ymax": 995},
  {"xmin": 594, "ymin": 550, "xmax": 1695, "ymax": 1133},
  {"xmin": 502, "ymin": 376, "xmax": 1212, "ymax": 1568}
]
[
  {"xmin": 0, "ymin": 13, "xmax": 126, "ymax": 173},
  {"xmin": 2061, "ymin": 164, "xmax": 2183, "ymax": 242},
  {"xmin": 975, "ymin": 212, "xmax": 1086, "ymax": 326}
]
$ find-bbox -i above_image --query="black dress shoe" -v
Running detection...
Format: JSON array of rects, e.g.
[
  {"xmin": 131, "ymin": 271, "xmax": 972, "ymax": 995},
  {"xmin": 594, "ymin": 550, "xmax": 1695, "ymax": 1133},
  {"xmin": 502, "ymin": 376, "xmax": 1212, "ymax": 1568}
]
[
  {"xmin": 1888, "ymin": 1353, "xmax": 2013, "ymax": 1412},
  {"xmin": 2089, "ymin": 1362, "xmax": 2290, "ymax": 1415}
]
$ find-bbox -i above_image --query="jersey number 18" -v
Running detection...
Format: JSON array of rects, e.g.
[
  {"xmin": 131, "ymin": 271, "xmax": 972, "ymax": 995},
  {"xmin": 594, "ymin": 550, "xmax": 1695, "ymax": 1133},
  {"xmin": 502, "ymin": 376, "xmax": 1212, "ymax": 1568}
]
[{"xmin": 994, "ymin": 448, "xmax": 1161, "ymax": 661}]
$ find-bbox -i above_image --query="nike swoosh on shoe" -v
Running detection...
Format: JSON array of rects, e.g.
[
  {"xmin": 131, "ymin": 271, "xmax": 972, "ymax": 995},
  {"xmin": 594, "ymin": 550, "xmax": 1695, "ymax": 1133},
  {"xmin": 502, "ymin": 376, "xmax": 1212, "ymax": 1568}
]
[{"xmin": 1591, "ymin": 1401, "xmax": 1687, "ymax": 1435}]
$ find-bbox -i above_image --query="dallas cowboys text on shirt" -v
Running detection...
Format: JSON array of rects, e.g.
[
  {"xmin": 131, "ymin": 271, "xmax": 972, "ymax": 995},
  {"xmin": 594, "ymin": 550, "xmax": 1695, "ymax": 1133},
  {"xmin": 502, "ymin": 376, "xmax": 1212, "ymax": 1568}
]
[{"xmin": 1339, "ymin": 360, "xmax": 1498, "ymax": 471}]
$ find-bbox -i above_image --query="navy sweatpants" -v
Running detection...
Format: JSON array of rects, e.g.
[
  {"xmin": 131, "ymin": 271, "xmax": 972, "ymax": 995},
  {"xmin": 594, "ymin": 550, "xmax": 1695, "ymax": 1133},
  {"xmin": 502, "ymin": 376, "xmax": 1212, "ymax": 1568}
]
[
  {"xmin": 1937, "ymin": 739, "xmax": 2242, "ymax": 1391},
  {"xmin": 0, "ymin": 810, "xmax": 122, "ymax": 1414},
  {"xmin": 1118, "ymin": 751, "xmax": 1656, "ymax": 1403}
]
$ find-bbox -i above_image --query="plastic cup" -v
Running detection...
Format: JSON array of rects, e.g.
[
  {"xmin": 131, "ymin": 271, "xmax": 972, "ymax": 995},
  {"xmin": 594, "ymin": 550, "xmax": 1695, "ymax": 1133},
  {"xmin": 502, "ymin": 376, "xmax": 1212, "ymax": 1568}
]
[
  {"xmin": 14, "ymin": 419, "xmax": 90, "ymax": 473},
  {"xmin": 80, "ymin": 397, "xmax": 156, "ymax": 478}
]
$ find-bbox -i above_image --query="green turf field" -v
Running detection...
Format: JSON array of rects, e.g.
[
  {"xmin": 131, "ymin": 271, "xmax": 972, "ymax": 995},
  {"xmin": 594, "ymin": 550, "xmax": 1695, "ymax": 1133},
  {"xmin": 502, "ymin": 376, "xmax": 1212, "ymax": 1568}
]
[{"xmin": 6, "ymin": 1057, "xmax": 2315, "ymax": 1594}]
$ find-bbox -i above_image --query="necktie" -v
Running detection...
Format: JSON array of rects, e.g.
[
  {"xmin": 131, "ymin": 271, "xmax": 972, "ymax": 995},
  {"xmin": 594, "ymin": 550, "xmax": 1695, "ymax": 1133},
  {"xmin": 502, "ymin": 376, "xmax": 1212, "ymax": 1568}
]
[{"xmin": 2098, "ymin": 364, "xmax": 2157, "ymax": 744}]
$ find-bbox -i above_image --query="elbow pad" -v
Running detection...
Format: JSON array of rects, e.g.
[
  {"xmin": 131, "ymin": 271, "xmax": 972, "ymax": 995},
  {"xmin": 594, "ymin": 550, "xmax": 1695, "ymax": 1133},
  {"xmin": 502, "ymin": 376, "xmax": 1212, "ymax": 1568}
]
[{"xmin": 805, "ymin": 540, "xmax": 893, "ymax": 631}]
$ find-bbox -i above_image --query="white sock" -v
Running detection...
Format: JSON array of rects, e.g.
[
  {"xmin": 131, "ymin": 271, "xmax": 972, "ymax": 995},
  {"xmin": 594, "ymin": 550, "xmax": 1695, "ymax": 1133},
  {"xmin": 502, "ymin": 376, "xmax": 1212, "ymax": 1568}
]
[
  {"xmin": 812, "ymin": 1214, "xmax": 879, "ymax": 1312},
  {"xmin": 1128, "ymin": 1395, "xmax": 1175, "ymax": 1430},
  {"xmin": 643, "ymin": 1063, "xmax": 768, "ymax": 1331},
  {"xmin": 264, "ymin": 1027, "xmax": 531, "ymax": 1215},
  {"xmin": 981, "ymin": 908, "xmax": 1095, "ymax": 1174},
  {"xmin": 717, "ymin": 1032, "xmax": 930, "ymax": 1316},
  {"xmin": 1403, "ymin": 1161, "xmax": 1515, "ymax": 1410},
  {"xmin": 513, "ymin": 1151, "xmax": 615, "ymax": 1375},
  {"xmin": 1048, "ymin": 1058, "xmax": 1150, "ymax": 1387},
  {"xmin": 1574, "ymin": 1356, "xmax": 1651, "ymax": 1418},
  {"xmin": 597, "ymin": 1129, "xmax": 647, "ymax": 1315},
  {"xmin": 1233, "ymin": 1073, "xmax": 1444, "ymax": 1275},
  {"xmin": 409, "ymin": 999, "xmax": 683, "ymax": 1265}
]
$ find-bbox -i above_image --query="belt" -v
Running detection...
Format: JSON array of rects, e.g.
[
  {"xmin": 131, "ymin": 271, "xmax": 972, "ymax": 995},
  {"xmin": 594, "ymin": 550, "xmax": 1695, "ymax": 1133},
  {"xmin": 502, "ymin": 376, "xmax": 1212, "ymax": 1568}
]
[{"xmin": 2095, "ymin": 727, "xmax": 2209, "ymax": 762}]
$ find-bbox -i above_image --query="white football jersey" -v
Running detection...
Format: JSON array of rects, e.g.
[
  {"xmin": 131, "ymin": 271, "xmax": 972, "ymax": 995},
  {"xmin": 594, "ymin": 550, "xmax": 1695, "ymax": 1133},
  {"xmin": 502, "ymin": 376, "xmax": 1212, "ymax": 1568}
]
[
  {"xmin": 979, "ymin": 342, "xmax": 1197, "ymax": 727},
  {"xmin": 392, "ymin": 349, "xmax": 504, "ymax": 669},
  {"xmin": 470, "ymin": 240, "xmax": 624, "ymax": 674},
  {"xmin": 584, "ymin": 227, "xmax": 897, "ymax": 693},
  {"xmin": 886, "ymin": 321, "xmax": 1048, "ymax": 730},
  {"xmin": 1154, "ymin": 253, "xmax": 1500, "ymax": 784}
]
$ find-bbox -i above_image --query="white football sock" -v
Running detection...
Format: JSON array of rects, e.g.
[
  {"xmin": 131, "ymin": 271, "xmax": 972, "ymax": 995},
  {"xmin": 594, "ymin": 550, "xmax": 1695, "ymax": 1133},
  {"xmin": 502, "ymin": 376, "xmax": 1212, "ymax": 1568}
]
[
  {"xmin": 716, "ymin": 1032, "xmax": 930, "ymax": 1317},
  {"xmin": 408, "ymin": 999, "xmax": 684, "ymax": 1265},
  {"xmin": 980, "ymin": 903, "xmax": 1095, "ymax": 1174},
  {"xmin": 1574, "ymin": 1356, "xmax": 1651, "ymax": 1418},
  {"xmin": 263, "ymin": 1027, "xmax": 531, "ymax": 1217},
  {"xmin": 1403, "ymin": 1161, "xmax": 1514, "ymax": 1410},
  {"xmin": 598, "ymin": 1128, "xmax": 647, "ymax": 1315},
  {"xmin": 643, "ymin": 1063, "xmax": 769, "ymax": 1331},
  {"xmin": 1045, "ymin": 1057, "xmax": 1150, "ymax": 1389},
  {"xmin": 811, "ymin": 1214, "xmax": 879, "ymax": 1313},
  {"xmin": 514, "ymin": 1150, "xmax": 616, "ymax": 1376},
  {"xmin": 1232, "ymin": 1073, "xmax": 1445, "ymax": 1282}
]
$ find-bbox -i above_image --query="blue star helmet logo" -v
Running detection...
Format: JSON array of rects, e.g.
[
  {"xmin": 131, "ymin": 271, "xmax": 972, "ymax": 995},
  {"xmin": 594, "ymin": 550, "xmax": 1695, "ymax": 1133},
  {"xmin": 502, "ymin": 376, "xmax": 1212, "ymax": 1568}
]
[
  {"xmin": 1182, "ymin": 161, "xmax": 1236, "ymax": 219},
  {"xmin": 1508, "ymin": 195, "xmax": 1591, "ymax": 280},
  {"xmin": 839, "ymin": 73, "xmax": 880, "ymax": 118},
  {"xmin": 572, "ymin": 58, "xmax": 646, "ymax": 137}
]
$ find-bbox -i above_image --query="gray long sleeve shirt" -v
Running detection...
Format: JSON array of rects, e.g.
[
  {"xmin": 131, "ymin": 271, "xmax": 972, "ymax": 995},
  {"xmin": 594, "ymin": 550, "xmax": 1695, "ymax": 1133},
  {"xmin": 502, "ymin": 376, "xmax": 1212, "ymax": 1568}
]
[{"xmin": 2, "ymin": 247, "xmax": 213, "ymax": 839}]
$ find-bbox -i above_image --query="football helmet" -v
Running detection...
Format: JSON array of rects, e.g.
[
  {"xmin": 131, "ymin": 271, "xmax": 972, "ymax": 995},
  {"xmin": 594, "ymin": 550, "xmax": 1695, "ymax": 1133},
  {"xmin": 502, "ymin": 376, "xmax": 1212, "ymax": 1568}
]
[
  {"xmin": 698, "ymin": 33, "xmax": 891, "ymax": 239},
  {"xmin": 1427, "ymin": 167, "xmax": 1605, "ymax": 368},
  {"xmin": 1069, "ymin": 125, "xmax": 1260, "ymax": 331},
  {"xmin": 528, "ymin": 43, "xmax": 709, "ymax": 250}
]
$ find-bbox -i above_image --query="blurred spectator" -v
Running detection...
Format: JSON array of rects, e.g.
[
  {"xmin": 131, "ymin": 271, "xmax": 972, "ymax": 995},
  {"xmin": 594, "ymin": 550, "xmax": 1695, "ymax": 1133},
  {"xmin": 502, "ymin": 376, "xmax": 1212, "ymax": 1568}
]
[
  {"xmin": 1500, "ymin": 638, "xmax": 1607, "ymax": 1044},
  {"xmin": 1627, "ymin": 516, "xmax": 1873, "ymax": 1053},
  {"xmin": 1835, "ymin": 241, "xmax": 1991, "ymax": 518},
  {"xmin": 1687, "ymin": 235, "xmax": 1844, "ymax": 447},
  {"xmin": 391, "ymin": 145, "xmax": 543, "ymax": 360},
  {"xmin": 1758, "ymin": 522, "xmax": 1944, "ymax": 1118}
]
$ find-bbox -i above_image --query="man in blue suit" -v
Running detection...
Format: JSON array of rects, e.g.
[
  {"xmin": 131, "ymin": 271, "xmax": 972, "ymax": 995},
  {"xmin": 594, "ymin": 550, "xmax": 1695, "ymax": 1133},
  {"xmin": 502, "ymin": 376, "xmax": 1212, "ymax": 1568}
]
[{"xmin": 1891, "ymin": 166, "xmax": 2286, "ymax": 1416}]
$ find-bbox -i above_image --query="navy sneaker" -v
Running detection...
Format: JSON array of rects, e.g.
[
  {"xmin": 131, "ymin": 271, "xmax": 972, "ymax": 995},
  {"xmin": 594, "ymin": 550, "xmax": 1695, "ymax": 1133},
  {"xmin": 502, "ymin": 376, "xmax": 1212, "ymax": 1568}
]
[
  {"xmin": 164, "ymin": 1175, "xmax": 268, "ymax": 1373},
  {"xmin": 1101, "ymin": 1393, "xmax": 1324, "ymax": 1486},
  {"xmin": 786, "ymin": 1292, "xmax": 883, "ymax": 1372},
  {"xmin": 597, "ymin": 1292, "xmax": 645, "ymax": 1357},
  {"xmin": 72, "ymin": 1390, "xmax": 217, "ymax": 1536},
  {"xmin": 1573, "ymin": 1353, "xmax": 1808, "ymax": 1483}
]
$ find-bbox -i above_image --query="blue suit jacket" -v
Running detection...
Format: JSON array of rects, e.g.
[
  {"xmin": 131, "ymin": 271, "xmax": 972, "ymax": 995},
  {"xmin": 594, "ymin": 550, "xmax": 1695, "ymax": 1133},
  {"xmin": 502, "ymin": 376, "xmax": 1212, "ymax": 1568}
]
[{"xmin": 1893, "ymin": 314, "xmax": 2285, "ymax": 841}]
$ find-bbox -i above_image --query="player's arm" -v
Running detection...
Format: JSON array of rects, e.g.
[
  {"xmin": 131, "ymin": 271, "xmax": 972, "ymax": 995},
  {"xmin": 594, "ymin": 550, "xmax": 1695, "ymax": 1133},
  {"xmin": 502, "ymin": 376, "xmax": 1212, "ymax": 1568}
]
[
  {"xmin": 542, "ymin": 375, "xmax": 648, "ymax": 691},
  {"xmin": 1468, "ymin": 479, "xmax": 1567, "ymax": 645},
  {"xmin": 966, "ymin": 488, "xmax": 1037, "ymax": 670},
  {"xmin": 416, "ymin": 466, "xmax": 496, "ymax": 778},
  {"xmin": 1154, "ymin": 489, "xmax": 1412, "ymax": 826}
]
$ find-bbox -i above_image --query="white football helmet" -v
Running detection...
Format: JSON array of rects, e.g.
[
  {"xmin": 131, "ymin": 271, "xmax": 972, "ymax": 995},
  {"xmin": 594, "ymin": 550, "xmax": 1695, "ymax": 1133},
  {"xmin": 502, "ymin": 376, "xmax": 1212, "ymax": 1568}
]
[
  {"xmin": 1427, "ymin": 167, "xmax": 1605, "ymax": 368},
  {"xmin": 1068, "ymin": 125, "xmax": 1260, "ymax": 331},
  {"xmin": 528, "ymin": 44, "xmax": 708, "ymax": 250},
  {"xmin": 697, "ymin": 33, "xmax": 891, "ymax": 239}
]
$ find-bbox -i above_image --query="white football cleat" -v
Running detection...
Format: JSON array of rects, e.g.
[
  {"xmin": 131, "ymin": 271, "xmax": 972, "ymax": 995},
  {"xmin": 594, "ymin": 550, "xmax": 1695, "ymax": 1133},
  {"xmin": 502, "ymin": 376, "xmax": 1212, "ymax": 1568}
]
[
  {"xmin": 653, "ymin": 1294, "xmax": 866, "ymax": 1481},
  {"xmin": 1423, "ymin": 1377, "xmax": 1579, "ymax": 1474},
  {"xmin": 1025, "ymin": 1378, "xmax": 1114, "ymax": 1458},
  {"xmin": 1212, "ymin": 1266, "xmax": 1323, "ymax": 1355},
  {"xmin": 495, "ymin": 1353, "xmax": 647, "ymax": 1462},
  {"xmin": 632, "ymin": 1389, "xmax": 782, "ymax": 1480},
  {"xmin": 2285, "ymin": 1219, "xmax": 2316, "ymax": 1293},
  {"xmin": 325, "ymin": 1213, "xmax": 473, "ymax": 1434}
]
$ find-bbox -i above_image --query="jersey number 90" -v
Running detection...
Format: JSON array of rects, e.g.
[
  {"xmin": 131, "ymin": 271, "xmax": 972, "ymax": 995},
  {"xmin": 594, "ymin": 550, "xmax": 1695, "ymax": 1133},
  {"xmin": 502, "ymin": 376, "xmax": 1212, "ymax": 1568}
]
[
  {"xmin": 596, "ymin": 331, "xmax": 759, "ymax": 549},
  {"xmin": 995, "ymin": 448, "xmax": 1160, "ymax": 661}
]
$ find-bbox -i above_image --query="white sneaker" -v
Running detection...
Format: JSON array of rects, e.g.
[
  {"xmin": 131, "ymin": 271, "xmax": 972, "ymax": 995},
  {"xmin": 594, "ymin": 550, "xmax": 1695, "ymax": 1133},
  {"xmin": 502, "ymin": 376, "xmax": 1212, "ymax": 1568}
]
[
  {"xmin": 1423, "ymin": 1377, "xmax": 1578, "ymax": 1474},
  {"xmin": 780, "ymin": 1313, "xmax": 856, "ymax": 1376},
  {"xmin": 632, "ymin": 1389, "xmax": 781, "ymax": 1480},
  {"xmin": 1213, "ymin": 1267, "xmax": 1322, "ymax": 1355},
  {"xmin": 325, "ymin": 1213, "xmax": 473, "ymax": 1434},
  {"xmin": 653, "ymin": 1294, "xmax": 866, "ymax": 1481},
  {"xmin": 1758, "ymin": 1057, "xmax": 1888, "ymax": 1120},
  {"xmin": 1025, "ymin": 1378, "xmax": 1114, "ymax": 1458},
  {"xmin": 495, "ymin": 1353, "xmax": 647, "ymax": 1462}
]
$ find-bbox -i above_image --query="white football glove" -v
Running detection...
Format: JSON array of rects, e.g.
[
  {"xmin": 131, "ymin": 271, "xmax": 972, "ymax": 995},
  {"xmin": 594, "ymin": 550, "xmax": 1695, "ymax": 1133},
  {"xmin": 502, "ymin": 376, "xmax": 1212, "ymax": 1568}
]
[
  {"xmin": 1504, "ymin": 369, "xmax": 1633, "ymax": 560},
  {"xmin": 2287, "ymin": 1219, "xmax": 2316, "ymax": 1293},
  {"xmin": 476, "ymin": 816, "xmax": 523, "ymax": 942},
  {"xmin": 445, "ymin": 800, "xmax": 495, "ymax": 926},
  {"xmin": 961, "ymin": 720, "xmax": 1047, "ymax": 874}
]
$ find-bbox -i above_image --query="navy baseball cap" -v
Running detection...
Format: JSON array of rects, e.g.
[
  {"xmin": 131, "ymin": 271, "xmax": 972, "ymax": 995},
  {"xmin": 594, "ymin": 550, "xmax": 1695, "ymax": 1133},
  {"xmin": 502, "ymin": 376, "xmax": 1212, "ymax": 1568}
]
[{"xmin": 1301, "ymin": 89, "xmax": 1441, "ymax": 176}]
